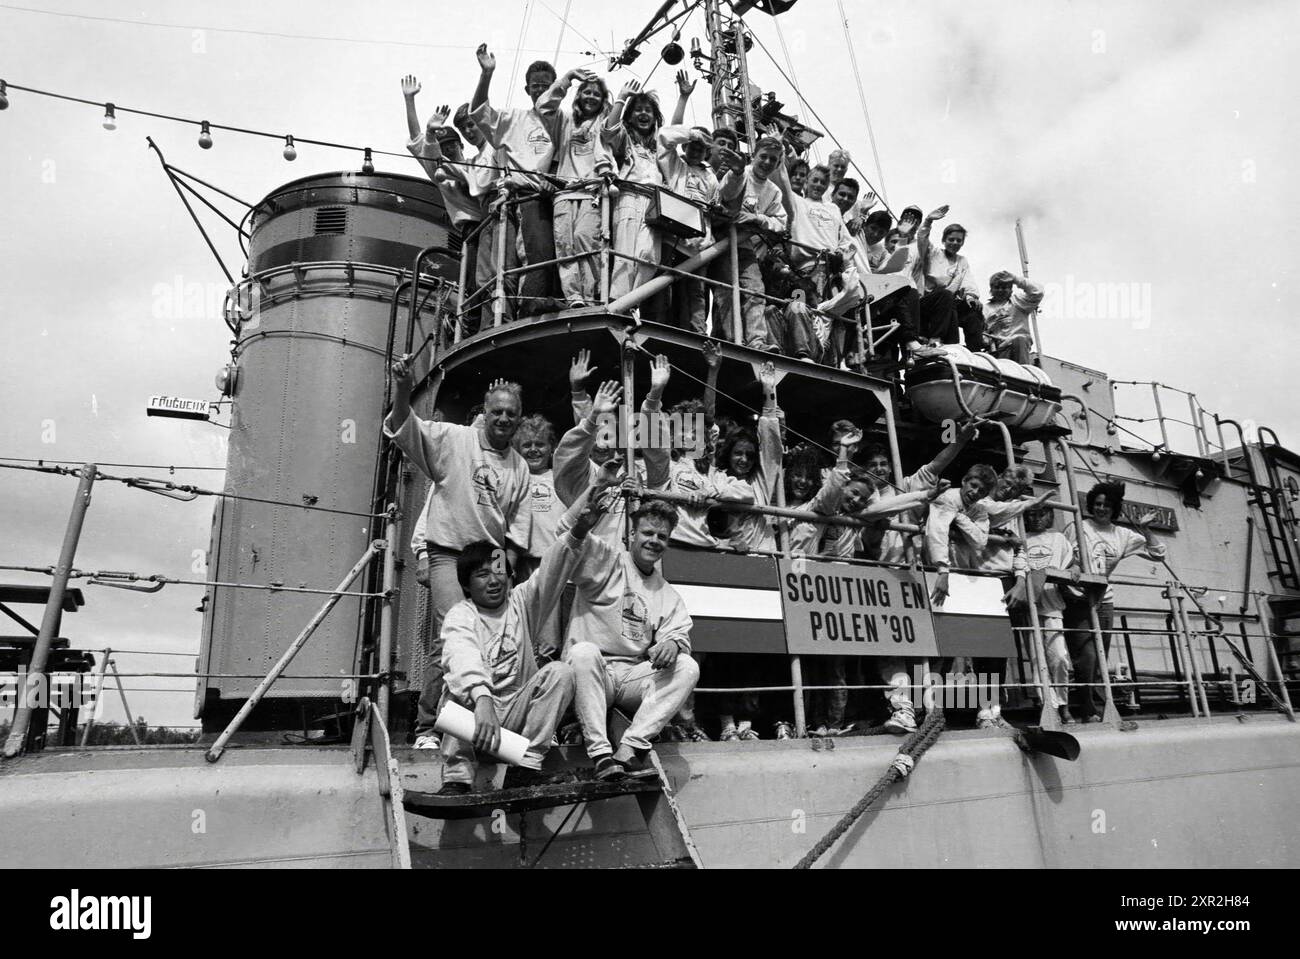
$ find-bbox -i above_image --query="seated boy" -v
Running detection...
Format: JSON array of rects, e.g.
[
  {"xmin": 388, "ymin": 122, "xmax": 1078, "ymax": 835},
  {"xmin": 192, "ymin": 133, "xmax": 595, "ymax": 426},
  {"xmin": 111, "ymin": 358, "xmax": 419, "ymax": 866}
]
[
  {"xmin": 438, "ymin": 485, "xmax": 610, "ymax": 795},
  {"xmin": 564, "ymin": 500, "xmax": 701, "ymax": 781}
]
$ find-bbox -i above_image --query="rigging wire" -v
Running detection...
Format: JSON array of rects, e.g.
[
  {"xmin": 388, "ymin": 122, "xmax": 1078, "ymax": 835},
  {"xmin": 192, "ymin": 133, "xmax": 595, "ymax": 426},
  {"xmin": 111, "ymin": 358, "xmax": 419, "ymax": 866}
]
[
  {"xmin": 552, "ymin": 0, "xmax": 575, "ymax": 63},
  {"xmin": 0, "ymin": 2, "xmax": 598, "ymax": 55},
  {"xmin": 834, "ymin": 0, "xmax": 888, "ymax": 205},
  {"xmin": 0, "ymin": 461, "xmax": 384, "ymax": 519},
  {"xmin": 770, "ymin": 15, "xmax": 820, "ymax": 165},
  {"xmin": 0, "ymin": 456, "xmax": 224, "ymax": 472},
  {"xmin": 745, "ymin": 28, "xmax": 894, "ymax": 219},
  {"xmin": 505, "ymin": 0, "xmax": 538, "ymax": 108}
]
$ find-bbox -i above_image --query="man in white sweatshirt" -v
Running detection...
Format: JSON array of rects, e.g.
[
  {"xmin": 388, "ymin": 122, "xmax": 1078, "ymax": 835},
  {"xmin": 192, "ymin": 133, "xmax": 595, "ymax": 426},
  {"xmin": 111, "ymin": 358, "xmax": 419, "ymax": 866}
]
[
  {"xmin": 387, "ymin": 358, "xmax": 532, "ymax": 749},
  {"xmin": 564, "ymin": 499, "xmax": 700, "ymax": 781},
  {"xmin": 438, "ymin": 485, "xmax": 610, "ymax": 795}
]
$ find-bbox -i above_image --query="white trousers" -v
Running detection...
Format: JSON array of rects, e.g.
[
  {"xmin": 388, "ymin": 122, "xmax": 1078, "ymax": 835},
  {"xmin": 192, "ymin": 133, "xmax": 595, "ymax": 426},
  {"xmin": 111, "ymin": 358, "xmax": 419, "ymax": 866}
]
[
  {"xmin": 441, "ymin": 662, "xmax": 575, "ymax": 783},
  {"xmin": 553, "ymin": 195, "xmax": 604, "ymax": 306},
  {"xmin": 609, "ymin": 192, "xmax": 659, "ymax": 302},
  {"xmin": 1041, "ymin": 613, "xmax": 1072, "ymax": 709},
  {"xmin": 566, "ymin": 641, "xmax": 699, "ymax": 758}
]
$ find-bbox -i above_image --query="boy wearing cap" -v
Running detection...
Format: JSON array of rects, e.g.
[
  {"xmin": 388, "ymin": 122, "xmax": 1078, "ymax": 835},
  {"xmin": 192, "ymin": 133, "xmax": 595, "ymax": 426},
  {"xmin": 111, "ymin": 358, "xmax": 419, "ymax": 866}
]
[
  {"xmin": 984, "ymin": 271, "xmax": 1044, "ymax": 363},
  {"xmin": 402, "ymin": 78, "xmax": 489, "ymax": 332}
]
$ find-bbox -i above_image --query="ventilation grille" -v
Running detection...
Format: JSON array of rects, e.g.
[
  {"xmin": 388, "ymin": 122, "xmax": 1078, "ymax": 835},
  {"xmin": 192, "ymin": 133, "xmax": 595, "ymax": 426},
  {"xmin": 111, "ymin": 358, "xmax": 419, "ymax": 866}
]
[{"xmin": 313, "ymin": 206, "xmax": 347, "ymax": 235}]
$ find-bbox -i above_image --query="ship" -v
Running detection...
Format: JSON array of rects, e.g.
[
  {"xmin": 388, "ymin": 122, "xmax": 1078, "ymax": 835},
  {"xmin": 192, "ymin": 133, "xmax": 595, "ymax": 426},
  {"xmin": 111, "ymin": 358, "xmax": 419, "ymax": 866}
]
[{"xmin": 2, "ymin": 0, "xmax": 1298, "ymax": 870}]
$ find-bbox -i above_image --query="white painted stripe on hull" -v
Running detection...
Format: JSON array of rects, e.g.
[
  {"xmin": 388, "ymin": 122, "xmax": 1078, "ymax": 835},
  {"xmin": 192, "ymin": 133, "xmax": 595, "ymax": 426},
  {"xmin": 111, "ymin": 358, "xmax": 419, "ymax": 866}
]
[
  {"xmin": 675, "ymin": 583, "xmax": 783, "ymax": 621},
  {"xmin": 676, "ymin": 573, "xmax": 1006, "ymax": 622}
]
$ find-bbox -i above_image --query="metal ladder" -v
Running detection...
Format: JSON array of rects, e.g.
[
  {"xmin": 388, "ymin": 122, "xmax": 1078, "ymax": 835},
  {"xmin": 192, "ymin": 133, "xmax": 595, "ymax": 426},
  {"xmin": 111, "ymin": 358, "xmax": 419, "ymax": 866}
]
[{"xmin": 399, "ymin": 710, "xmax": 702, "ymax": 869}]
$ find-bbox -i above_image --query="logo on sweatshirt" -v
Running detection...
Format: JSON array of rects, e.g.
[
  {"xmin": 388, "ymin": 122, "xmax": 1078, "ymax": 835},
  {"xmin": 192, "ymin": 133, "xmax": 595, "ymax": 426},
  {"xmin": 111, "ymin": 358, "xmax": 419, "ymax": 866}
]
[
  {"xmin": 530, "ymin": 479, "xmax": 555, "ymax": 511},
  {"xmin": 473, "ymin": 464, "xmax": 502, "ymax": 506},
  {"xmin": 620, "ymin": 590, "xmax": 648, "ymax": 647}
]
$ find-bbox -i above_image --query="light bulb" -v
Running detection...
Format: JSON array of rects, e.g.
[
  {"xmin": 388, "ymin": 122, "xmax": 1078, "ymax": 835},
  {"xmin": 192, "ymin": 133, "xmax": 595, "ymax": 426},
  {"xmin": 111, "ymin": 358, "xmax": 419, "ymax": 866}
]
[
  {"xmin": 0, "ymin": 80, "xmax": 8, "ymax": 111},
  {"xmin": 198, "ymin": 120, "xmax": 213, "ymax": 149},
  {"xmin": 102, "ymin": 103, "xmax": 117, "ymax": 131},
  {"xmin": 361, "ymin": 147, "xmax": 374, "ymax": 174},
  {"xmin": 662, "ymin": 31, "xmax": 684, "ymax": 65},
  {"xmin": 283, "ymin": 135, "xmax": 297, "ymax": 161}
]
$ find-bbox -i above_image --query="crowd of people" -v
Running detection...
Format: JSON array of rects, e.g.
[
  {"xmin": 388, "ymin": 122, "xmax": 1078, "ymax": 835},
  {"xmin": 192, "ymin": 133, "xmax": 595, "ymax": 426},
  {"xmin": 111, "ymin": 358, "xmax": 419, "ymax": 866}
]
[
  {"xmin": 401, "ymin": 47, "xmax": 1045, "ymax": 367},
  {"xmin": 386, "ymin": 332, "xmax": 1167, "ymax": 792}
]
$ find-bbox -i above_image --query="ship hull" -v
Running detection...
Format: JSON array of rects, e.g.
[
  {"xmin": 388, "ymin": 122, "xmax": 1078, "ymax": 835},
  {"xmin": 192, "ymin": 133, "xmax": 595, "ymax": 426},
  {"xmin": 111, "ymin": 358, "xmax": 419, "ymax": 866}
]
[{"xmin": 4, "ymin": 715, "xmax": 1294, "ymax": 868}]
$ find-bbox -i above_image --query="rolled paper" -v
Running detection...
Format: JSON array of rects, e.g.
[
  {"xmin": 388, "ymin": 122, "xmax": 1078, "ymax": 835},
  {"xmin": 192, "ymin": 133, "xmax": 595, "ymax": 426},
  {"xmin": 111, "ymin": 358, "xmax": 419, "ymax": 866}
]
[{"xmin": 433, "ymin": 699, "xmax": 529, "ymax": 766}]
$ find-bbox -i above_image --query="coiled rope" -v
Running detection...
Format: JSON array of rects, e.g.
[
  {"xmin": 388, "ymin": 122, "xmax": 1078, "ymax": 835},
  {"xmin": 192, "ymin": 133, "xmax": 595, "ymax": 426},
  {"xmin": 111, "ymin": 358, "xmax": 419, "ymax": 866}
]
[{"xmin": 793, "ymin": 707, "xmax": 945, "ymax": 869}]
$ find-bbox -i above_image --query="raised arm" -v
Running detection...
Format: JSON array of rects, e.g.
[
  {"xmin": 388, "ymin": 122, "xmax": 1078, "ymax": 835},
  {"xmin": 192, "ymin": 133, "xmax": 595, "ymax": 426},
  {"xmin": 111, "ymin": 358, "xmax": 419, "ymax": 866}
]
[
  {"xmin": 568, "ymin": 349, "xmax": 595, "ymax": 422},
  {"xmin": 603, "ymin": 79, "xmax": 640, "ymax": 141},
  {"xmin": 471, "ymin": 43, "xmax": 496, "ymax": 112},
  {"xmin": 671, "ymin": 69, "xmax": 695, "ymax": 126},
  {"xmin": 756, "ymin": 362, "xmax": 785, "ymax": 498},
  {"xmin": 401, "ymin": 75, "xmax": 422, "ymax": 141},
  {"xmin": 701, "ymin": 340, "xmax": 721, "ymax": 423},
  {"xmin": 917, "ymin": 204, "xmax": 948, "ymax": 270},
  {"xmin": 516, "ymin": 481, "xmax": 610, "ymax": 632},
  {"xmin": 641, "ymin": 355, "xmax": 672, "ymax": 491},
  {"xmin": 925, "ymin": 420, "xmax": 979, "ymax": 479},
  {"xmin": 553, "ymin": 380, "xmax": 622, "ymax": 505}
]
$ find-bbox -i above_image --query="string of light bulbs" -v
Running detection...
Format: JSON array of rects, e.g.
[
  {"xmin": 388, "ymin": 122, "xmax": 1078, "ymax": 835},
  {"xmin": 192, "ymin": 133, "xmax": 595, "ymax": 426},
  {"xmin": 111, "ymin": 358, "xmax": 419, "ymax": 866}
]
[{"xmin": 0, "ymin": 79, "xmax": 547, "ymax": 179}]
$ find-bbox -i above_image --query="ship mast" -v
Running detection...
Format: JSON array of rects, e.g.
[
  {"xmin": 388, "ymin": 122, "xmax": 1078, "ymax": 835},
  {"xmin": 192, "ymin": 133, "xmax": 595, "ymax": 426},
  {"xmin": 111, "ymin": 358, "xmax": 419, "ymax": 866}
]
[{"xmin": 701, "ymin": 0, "xmax": 756, "ymax": 149}]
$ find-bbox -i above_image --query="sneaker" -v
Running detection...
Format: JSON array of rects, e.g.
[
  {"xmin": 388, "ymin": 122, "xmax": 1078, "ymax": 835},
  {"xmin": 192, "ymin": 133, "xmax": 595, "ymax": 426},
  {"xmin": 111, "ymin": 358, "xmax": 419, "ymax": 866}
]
[
  {"xmin": 413, "ymin": 733, "xmax": 441, "ymax": 750},
  {"xmin": 617, "ymin": 752, "xmax": 660, "ymax": 780},
  {"xmin": 736, "ymin": 721, "xmax": 761, "ymax": 742},
  {"xmin": 884, "ymin": 707, "xmax": 917, "ymax": 735},
  {"xmin": 774, "ymin": 721, "xmax": 794, "ymax": 740},
  {"xmin": 682, "ymin": 724, "xmax": 712, "ymax": 743},
  {"xmin": 436, "ymin": 781, "xmax": 472, "ymax": 797},
  {"xmin": 719, "ymin": 724, "xmax": 740, "ymax": 742},
  {"xmin": 594, "ymin": 756, "xmax": 626, "ymax": 781}
]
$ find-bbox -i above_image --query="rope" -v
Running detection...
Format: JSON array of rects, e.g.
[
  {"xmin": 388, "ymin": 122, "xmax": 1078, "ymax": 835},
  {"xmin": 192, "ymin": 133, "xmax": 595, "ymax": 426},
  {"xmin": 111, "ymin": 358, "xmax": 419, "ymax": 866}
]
[
  {"xmin": 834, "ymin": 0, "xmax": 888, "ymax": 205},
  {"xmin": 793, "ymin": 706, "xmax": 944, "ymax": 869}
]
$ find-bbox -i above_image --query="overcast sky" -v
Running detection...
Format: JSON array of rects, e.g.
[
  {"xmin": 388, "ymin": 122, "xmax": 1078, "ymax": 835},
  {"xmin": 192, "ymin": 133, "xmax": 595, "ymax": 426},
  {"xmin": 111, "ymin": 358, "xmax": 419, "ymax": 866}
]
[{"xmin": 1, "ymin": 0, "xmax": 1297, "ymax": 727}]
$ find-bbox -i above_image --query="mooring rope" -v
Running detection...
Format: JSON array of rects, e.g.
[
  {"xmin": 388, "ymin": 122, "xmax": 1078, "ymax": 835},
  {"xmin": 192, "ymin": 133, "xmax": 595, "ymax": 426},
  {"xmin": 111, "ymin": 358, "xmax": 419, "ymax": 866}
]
[{"xmin": 793, "ymin": 707, "xmax": 945, "ymax": 869}]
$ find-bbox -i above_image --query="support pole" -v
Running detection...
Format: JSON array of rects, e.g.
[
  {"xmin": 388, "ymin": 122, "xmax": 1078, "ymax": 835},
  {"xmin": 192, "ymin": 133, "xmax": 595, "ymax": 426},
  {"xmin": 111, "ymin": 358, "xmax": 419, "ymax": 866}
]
[
  {"xmin": 1054, "ymin": 439, "xmax": 1119, "ymax": 723},
  {"xmin": 729, "ymin": 224, "xmax": 743, "ymax": 345},
  {"xmin": 731, "ymin": 14, "xmax": 758, "ymax": 152},
  {"xmin": 376, "ymin": 504, "xmax": 400, "ymax": 723},
  {"xmin": 1166, "ymin": 584, "xmax": 1201, "ymax": 717},
  {"xmin": 206, "ymin": 542, "xmax": 384, "ymax": 762},
  {"xmin": 1173, "ymin": 589, "xmax": 1213, "ymax": 717},
  {"xmin": 1150, "ymin": 383, "xmax": 1170, "ymax": 452},
  {"xmin": 78, "ymin": 647, "xmax": 112, "ymax": 748},
  {"xmin": 493, "ymin": 191, "xmax": 510, "ymax": 328},
  {"xmin": 1253, "ymin": 591, "xmax": 1296, "ymax": 716},
  {"xmin": 455, "ymin": 241, "xmax": 470, "ymax": 342},
  {"xmin": 600, "ymin": 181, "xmax": 613, "ymax": 305},
  {"xmin": 1014, "ymin": 219, "xmax": 1042, "ymax": 361},
  {"xmin": 990, "ymin": 422, "xmax": 1058, "ymax": 726},
  {"xmin": 3, "ymin": 463, "xmax": 96, "ymax": 759},
  {"xmin": 110, "ymin": 660, "xmax": 143, "ymax": 746},
  {"xmin": 621, "ymin": 344, "xmax": 636, "ymax": 546}
]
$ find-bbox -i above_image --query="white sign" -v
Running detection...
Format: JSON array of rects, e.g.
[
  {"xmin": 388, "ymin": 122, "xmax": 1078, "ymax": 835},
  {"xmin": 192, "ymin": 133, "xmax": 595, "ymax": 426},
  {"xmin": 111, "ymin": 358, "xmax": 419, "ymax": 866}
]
[{"xmin": 146, "ymin": 395, "xmax": 212, "ymax": 421}]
